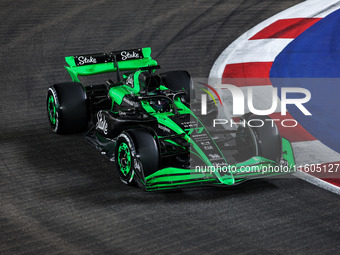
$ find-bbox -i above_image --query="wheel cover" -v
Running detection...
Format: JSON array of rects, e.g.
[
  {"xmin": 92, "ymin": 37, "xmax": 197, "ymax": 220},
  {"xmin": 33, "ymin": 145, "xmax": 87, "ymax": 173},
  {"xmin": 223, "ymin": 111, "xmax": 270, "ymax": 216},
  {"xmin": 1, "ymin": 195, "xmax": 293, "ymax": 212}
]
[
  {"xmin": 117, "ymin": 142, "xmax": 132, "ymax": 176},
  {"xmin": 47, "ymin": 94, "xmax": 56, "ymax": 125}
]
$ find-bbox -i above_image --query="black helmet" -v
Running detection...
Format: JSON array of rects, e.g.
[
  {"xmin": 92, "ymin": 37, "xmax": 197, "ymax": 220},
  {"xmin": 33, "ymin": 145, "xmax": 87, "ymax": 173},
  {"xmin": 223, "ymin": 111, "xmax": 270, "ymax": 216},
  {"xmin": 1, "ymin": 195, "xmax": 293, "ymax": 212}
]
[{"xmin": 150, "ymin": 98, "xmax": 172, "ymax": 113}]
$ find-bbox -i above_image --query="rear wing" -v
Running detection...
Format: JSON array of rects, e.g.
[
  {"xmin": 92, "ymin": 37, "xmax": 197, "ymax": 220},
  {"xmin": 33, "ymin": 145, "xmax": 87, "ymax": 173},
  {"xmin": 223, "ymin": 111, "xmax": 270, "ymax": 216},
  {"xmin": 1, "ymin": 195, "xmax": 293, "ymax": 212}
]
[{"xmin": 64, "ymin": 47, "xmax": 158, "ymax": 82}]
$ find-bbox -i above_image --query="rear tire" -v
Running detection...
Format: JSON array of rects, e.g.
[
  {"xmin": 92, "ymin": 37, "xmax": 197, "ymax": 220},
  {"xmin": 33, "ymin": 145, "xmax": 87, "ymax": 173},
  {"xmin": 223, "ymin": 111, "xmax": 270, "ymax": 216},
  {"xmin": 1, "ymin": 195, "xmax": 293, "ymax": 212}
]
[
  {"xmin": 46, "ymin": 82, "xmax": 88, "ymax": 134},
  {"xmin": 115, "ymin": 128, "xmax": 160, "ymax": 186}
]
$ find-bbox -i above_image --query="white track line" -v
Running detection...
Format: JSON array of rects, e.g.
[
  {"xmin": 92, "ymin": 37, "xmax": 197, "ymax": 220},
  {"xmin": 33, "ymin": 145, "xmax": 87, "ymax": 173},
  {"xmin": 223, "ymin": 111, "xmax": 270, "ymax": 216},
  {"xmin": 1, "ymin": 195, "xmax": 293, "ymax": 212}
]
[
  {"xmin": 294, "ymin": 171, "xmax": 340, "ymax": 195},
  {"xmin": 225, "ymin": 39, "xmax": 292, "ymax": 64}
]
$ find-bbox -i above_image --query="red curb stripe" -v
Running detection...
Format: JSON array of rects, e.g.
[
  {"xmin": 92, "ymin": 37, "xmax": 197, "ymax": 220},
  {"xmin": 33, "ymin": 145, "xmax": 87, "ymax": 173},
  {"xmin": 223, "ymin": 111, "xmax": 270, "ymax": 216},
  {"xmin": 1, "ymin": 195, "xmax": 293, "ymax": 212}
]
[
  {"xmin": 250, "ymin": 18, "xmax": 322, "ymax": 40},
  {"xmin": 222, "ymin": 62, "xmax": 273, "ymax": 86},
  {"xmin": 299, "ymin": 162, "xmax": 340, "ymax": 187}
]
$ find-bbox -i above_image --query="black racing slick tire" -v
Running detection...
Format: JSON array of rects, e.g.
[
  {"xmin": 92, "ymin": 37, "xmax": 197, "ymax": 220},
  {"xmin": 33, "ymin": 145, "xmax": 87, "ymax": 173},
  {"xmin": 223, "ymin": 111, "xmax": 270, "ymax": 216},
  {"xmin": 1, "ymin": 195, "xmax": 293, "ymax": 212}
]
[
  {"xmin": 46, "ymin": 82, "xmax": 88, "ymax": 134},
  {"xmin": 115, "ymin": 128, "xmax": 160, "ymax": 186},
  {"xmin": 236, "ymin": 114, "xmax": 282, "ymax": 163},
  {"xmin": 160, "ymin": 70, "xmax": 194, "ymax": 103}
]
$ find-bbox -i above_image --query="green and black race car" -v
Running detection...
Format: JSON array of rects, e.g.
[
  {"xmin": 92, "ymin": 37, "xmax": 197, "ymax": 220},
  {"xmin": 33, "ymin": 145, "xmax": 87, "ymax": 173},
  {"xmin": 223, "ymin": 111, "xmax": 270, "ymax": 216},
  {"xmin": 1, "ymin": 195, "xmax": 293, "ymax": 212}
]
[{"xmin": 46, "ymin": 47, "xmax": 295, "ymax": 191}]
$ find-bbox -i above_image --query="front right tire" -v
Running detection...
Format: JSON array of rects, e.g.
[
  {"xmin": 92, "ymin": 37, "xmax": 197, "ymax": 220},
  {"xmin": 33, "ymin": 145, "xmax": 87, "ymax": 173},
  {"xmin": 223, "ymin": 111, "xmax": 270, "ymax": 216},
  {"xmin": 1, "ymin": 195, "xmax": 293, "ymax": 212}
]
[
  {"xmin": 235, "ymin": 114, "xmax": 282, "ymax": 163},
  {"xmin": 160, "ymin": 70, "xmax": 194, "ymax": 103}
]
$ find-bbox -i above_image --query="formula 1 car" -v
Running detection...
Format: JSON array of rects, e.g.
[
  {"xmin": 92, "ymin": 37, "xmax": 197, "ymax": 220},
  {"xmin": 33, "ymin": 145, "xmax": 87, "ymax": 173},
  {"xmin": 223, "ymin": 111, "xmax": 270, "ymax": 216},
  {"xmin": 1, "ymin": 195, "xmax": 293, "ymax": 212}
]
[{"xmin": 46, "ymin": 47, "xmax": 295, "ymax": 191}]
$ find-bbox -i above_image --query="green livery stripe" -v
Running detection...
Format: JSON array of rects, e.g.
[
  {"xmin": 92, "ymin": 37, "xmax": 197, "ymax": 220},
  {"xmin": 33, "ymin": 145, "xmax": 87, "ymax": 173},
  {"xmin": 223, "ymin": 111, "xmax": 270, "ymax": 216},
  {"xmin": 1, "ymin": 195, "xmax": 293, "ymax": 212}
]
[
  {"xmin": 164, "ymin": 139, "xmax": 185, "ymax": 149},
  {"xmin": 147, "ymin": 177, "xmax": 215, "ymax": 186},
  {"xmin": 146, "ymin": 171, "xmax": 210, "ymax": 179},
  {"xmin": 146, "ymin": 173, "xmax": 210, "ymax": 184},
  {"xmin": 173, "ymin": 97, "xmax": 191, "ymax": 114},
  {"xmin": 146, "ymin": 179, "xmax": 219, "ymax": 190},
  {"xmin": 145, "ymin": 167, "xmax": 199, "ymax": 180},
  {"xmin": 282, "ymin": 138, "xmax": 295, "ymax": 168},
  {"xmin": 232, "ymin": 156, "xmax": 275, "ymax": 168}
]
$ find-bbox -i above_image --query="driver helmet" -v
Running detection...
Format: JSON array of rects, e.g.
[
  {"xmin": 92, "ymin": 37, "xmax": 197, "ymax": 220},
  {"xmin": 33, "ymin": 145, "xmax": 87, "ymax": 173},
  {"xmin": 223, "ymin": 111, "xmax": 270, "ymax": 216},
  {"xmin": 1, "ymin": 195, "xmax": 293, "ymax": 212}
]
[{"xmin": 151, "ymin": 99, "xmax": 171, "ymax": 113}]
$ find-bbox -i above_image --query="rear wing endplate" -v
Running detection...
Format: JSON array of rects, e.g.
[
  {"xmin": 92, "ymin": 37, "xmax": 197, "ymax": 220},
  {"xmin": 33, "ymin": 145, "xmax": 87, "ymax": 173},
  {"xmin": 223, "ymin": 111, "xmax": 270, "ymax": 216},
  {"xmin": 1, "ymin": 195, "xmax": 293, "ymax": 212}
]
[{"xmin": 64, "ymin": 47, "xmax": 158, "ymax": 82}]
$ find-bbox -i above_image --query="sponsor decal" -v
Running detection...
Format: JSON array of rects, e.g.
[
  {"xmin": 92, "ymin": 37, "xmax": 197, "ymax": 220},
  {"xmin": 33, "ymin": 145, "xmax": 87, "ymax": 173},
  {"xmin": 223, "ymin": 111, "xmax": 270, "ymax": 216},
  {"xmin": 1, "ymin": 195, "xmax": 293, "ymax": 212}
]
[
  {"xmin": 191, "ymin": 133, "xmax": 209, "ymax": 140},
  {"xmin": 123, "ymin": 97, "xmax": 139, "ymax": 107},
  {"xmin": 181, "ymin": 120, "xmax": 197, "ymax": 128},
  {"xmin": 203, "ymin": 146, "xmax": 214, "ymax": 150},
  {"xmin": 77, "ymin": 56, "xmax": 97, "ymax": 66},
  {"xmin": 212, "ymin": 162, "xmax": 228, "ymax": 168},
  {"xmin": 209, "ymin": 154, "xmax": 221, "ymax": 160},
  {"xmin": 118, "ymin": 110, "xmax": 127, "ymax": 116},
  {"xmin": 112, "ymin": 49, "xmax": 144, "ymax": 61},
  {"xmin": 96, "ymin": 111, "xmax": 108, "ymax": 135},
  {"xmin": 121, "ymin": 51, "xmax": 140, "ymax": 61},
  {"xmin": 74, "ymin": 53, "xmax": 109, "ymax": 66},
  {"xmin": 133, "ymin": 158, "xmax": 143, "ymax": 175},
  {"xmin": 158, "ymin": 124, "xmax": 171, "ymax": 133}
]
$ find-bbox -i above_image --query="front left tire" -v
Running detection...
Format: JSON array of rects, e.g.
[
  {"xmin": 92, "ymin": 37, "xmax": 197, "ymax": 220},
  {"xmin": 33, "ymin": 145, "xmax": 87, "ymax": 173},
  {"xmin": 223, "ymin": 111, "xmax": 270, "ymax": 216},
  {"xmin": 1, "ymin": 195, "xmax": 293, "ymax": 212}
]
[
  {"xmin": 47, "ymin": 82, "xmax": 88, "ymax": 134},
  {"xmin": 115, "ymin": 128, "xmax": 160, "ymax": 186}
]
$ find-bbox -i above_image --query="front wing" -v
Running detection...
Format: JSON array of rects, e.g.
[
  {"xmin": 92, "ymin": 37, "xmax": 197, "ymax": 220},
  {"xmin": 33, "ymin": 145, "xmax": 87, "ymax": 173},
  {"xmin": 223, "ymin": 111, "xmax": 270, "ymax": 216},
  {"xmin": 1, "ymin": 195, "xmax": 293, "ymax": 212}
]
[{"xmin": 138, "ymin": 138, "xmax": 295, "ymax": 191}]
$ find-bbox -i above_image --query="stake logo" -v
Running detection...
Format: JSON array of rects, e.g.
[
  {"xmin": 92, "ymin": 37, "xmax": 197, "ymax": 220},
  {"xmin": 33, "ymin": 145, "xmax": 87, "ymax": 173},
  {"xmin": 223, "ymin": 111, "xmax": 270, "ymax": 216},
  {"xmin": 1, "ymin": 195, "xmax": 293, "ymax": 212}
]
[
  {"xmin": 120, "ymin": 50, "xmax": 140, "ymax": 61},
  {"xmin": 96, "ymin": 111, "xmax": 108, "ymax": 135},
  {"xmin": 77, "ymin": 56, "xmax": 97, "ymax": 66}
]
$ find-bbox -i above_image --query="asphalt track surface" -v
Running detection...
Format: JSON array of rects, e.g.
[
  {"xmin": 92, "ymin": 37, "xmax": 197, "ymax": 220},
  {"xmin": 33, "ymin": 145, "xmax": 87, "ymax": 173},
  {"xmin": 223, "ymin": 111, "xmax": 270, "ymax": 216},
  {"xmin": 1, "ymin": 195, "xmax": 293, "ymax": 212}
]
[{"xmin": 1, "ymin": 1, "xmax": 340, "ymax": 254}]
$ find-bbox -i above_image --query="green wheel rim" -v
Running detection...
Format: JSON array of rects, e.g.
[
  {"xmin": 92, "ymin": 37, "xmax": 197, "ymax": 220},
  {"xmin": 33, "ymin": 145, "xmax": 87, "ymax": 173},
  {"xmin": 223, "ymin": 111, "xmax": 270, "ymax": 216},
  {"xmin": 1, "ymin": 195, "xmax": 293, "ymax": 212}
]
[
  {"xmin": 47, "ymin": 94, "xmax": 56, "ymax": 125},
  {"xmin": 117, "ymin": 142, "xmax": 132, "ymax": 176}
]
